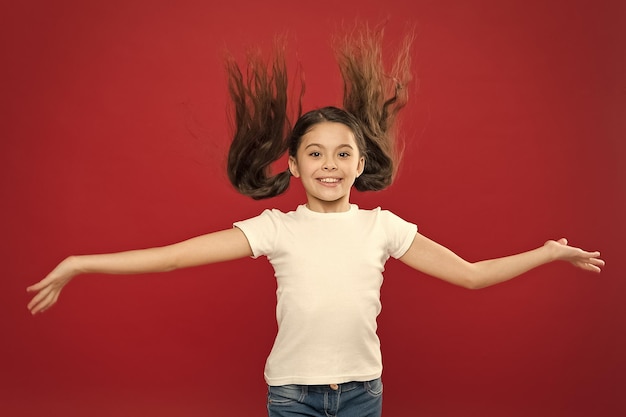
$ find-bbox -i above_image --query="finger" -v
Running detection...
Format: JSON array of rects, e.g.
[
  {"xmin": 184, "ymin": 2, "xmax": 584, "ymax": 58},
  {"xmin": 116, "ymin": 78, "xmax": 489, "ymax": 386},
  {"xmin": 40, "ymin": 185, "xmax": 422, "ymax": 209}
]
[
  {"xmin": 27, "ymin": 286, "xmax": 51, "ymax": 311},
  {"xmin": 31, "ymin": 290, "xmax": 58, "ymax": 315},
  {"xmin": 28, "ymin": 287, "xmax": 58, "ymax": 314},
  {"xmin": 573, "ymin": 261, "xmax": 602, "ymax": 273},
  {"xmin": 589, "ymin": 257, "xmax": 605, "ymax": 267},
  {"xmin": 574, "ymin": 249, "xmax": 601, "ymax": 259},
  {"xmin": 26, "ymin": 282, "xmax": 44, "ymax": 293},
  {"xmin": 558, "ymin": 238, "xmax": 568, "ymax": 245},
  {"xmin": 27, "ymin": 276, "xmax": 53, "ymax": 293},
  {"xmin": 47, "ymin": 293, "xmax": 61, "ymax": 312},
  {"xmin": 581, "ymin": 253, "xmax": 602, "ymax": 265},
  {"xmin": 585, "ymin": 263, "xmax": 602, "ymax": 273}
]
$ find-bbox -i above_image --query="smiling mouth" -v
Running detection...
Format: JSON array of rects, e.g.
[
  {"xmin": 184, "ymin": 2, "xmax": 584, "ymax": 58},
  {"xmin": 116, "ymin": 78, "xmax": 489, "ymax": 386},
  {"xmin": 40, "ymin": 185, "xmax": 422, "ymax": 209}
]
[{"xmin": 318, "ymin": 178, "xmax": 341, "ymax": 183}]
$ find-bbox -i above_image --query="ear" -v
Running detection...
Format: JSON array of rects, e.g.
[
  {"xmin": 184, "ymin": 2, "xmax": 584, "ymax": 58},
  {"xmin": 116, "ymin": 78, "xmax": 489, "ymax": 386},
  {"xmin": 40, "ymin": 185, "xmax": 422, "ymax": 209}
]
[
  {"xmin": 288, "ymin": 156, "xmax": 300, "ymax": 178},
  {"xmin": 356, "ymin": 156, "xmax": 365, "ymax": 177}
]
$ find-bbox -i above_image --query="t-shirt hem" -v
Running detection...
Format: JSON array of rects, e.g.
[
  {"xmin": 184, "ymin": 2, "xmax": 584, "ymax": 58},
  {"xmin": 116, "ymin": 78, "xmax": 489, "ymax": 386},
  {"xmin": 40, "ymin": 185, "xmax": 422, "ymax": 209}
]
[{"xmin": 265, "ymin": 371, "xmax": 383, "ymax": 386}]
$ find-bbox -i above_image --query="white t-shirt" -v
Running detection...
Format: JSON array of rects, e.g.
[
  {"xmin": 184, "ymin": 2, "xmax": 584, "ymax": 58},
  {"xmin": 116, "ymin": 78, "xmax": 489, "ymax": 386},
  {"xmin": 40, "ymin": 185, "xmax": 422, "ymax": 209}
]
[{"xmin": 234, "ymin": 204, "xmax": 417, "ymax": 386}]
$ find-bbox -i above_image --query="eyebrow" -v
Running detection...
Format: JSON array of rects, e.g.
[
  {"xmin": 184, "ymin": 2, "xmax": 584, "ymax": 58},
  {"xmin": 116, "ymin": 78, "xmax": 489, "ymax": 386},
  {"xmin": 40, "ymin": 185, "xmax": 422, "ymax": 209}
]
[{"xmin": 304, "ymin": 143, "xmax": 355, "ymax": 150}]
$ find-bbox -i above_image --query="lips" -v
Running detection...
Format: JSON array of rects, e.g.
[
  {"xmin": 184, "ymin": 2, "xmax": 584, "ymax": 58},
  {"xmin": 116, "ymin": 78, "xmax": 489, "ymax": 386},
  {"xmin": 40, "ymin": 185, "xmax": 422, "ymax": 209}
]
[{"xmin": 318, "ymin": 177, "xmax": 341, "ymax": 184}]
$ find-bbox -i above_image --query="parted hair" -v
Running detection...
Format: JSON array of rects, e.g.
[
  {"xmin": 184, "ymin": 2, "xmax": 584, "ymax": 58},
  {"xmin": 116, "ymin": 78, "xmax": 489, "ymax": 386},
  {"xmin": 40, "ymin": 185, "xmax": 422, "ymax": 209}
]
[{"xmin": 225, "ymin": 25, "xmax": 414, "ymax": 200}]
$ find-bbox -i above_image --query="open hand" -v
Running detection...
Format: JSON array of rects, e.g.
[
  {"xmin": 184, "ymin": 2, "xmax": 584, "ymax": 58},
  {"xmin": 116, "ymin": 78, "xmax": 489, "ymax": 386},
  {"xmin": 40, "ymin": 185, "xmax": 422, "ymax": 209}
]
[
  {"xmin": 545, "ymin": 238, "xmax": 605, "ymax": 273},
  {"xmin": 27, "ymin": 257, "xmax": 79, "ymax": 315}
]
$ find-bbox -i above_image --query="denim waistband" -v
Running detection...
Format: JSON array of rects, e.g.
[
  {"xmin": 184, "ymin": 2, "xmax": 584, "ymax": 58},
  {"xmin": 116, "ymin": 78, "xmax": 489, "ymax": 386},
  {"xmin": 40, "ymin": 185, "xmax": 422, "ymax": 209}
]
[{"xmin": 274, "ymin": 378, "xmax": 379, "ymax": 394}]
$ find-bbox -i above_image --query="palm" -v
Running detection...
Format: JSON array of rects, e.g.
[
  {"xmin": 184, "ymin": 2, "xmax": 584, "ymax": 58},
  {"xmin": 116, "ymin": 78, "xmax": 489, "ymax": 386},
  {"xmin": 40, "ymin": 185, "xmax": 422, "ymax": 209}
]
[{"xmin": 545, "ymin": 238, "xmax": 604, "ymax": 273}]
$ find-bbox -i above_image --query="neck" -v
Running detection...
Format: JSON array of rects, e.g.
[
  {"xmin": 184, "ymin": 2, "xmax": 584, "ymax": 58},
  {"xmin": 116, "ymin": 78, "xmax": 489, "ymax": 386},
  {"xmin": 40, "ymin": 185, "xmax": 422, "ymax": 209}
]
[{"xmin": 305, "ymin": 199, "xmax": 352, "ymax": 213}]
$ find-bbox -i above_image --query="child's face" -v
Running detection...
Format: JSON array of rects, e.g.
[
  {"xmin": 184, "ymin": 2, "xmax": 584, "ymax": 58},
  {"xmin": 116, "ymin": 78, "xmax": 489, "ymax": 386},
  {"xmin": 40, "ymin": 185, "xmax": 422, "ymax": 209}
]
[{"xmin": 288, "ymin": 122, "xmax": 365, "ymax": 213}]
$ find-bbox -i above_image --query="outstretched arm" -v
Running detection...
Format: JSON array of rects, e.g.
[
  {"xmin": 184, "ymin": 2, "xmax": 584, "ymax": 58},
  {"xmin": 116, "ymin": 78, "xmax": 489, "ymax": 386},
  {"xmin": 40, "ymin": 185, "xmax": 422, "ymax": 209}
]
[
  {"xmin": 27, "ymin": 228, "xmax": 252, "ymax": 315},
  {"xmin": 399, "ymin": 233, "xmax": 604, "ymax": 289}
]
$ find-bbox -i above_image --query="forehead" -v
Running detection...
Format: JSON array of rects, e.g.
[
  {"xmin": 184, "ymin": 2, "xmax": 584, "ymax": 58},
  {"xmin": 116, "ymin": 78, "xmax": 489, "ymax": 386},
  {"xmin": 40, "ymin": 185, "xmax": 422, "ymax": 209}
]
[{"xmin": 300, "ymin": 122, "xmax": 357, "ymax": 149}]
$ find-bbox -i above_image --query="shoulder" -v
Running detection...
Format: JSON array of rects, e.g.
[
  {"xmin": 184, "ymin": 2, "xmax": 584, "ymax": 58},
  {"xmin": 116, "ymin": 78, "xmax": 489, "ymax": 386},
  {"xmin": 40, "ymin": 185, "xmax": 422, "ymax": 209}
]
[
  {"xmin": 232, "ymin": 208, "xmax": 299, "ymax": 257},
  {"xmin": 357, "ymin": 206, "xmax": 413, "ymax": 224},
  {"xmin": 234, "ymin": 206, "xmax": 300, "ymax": 228},
  {"xmin": 368, "ymin": 208, "xmax": 418, "ymax": 258}
]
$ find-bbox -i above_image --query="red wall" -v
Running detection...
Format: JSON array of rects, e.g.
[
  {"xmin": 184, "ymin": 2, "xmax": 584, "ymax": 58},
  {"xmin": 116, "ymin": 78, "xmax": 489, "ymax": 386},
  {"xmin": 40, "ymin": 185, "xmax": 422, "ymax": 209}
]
[{"xmin": 2, "ymin": 1, "xmax": 624, "ymax": 416}]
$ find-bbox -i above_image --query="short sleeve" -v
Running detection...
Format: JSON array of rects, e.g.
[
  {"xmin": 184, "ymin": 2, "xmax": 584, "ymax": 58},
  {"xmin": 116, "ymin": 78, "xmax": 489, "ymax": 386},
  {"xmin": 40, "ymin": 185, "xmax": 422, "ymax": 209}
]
[
  {"xmin": 380, "ymin": 210, "xmax": 418, "ymax": 259},
  {"xmin": 233, "ymin": 209, "xmax": 281, "ymax": 259}
]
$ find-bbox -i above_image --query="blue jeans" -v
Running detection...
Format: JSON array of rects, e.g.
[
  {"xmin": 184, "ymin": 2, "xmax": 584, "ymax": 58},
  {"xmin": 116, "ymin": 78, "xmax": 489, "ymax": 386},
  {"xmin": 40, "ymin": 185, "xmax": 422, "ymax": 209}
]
[{"xmin": 267, "ymin": 378, "xmax": 383, "ymax": 417}]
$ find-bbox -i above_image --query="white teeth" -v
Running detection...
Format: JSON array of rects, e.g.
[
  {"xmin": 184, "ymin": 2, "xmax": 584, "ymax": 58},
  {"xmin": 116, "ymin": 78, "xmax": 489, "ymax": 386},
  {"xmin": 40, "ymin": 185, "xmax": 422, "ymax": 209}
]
[{"xmin": 320, "ymin": 178, "xmax": 340, "ymax": 183}]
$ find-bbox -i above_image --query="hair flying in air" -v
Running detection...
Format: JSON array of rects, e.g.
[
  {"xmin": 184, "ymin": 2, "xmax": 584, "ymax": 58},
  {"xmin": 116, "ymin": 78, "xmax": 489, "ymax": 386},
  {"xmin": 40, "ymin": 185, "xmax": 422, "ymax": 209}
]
[{"xmin": 225, "ymin": 24, "xmax": 414, "ymax": 199}]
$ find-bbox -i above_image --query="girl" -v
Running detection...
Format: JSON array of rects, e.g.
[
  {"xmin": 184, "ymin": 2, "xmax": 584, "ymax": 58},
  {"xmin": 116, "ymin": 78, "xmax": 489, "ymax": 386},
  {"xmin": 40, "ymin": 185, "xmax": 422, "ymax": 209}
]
[{"xmin": 26, "ymin": 27, "xmax": 604, "ymax": 417}]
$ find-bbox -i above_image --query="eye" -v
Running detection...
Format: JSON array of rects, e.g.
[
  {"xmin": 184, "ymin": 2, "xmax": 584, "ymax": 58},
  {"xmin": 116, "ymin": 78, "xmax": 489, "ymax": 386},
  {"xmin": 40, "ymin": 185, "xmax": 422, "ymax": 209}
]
[
  {"xmin": 309, "ymin": 151, "xmax": 321, "ymax": 157},
  {"xmin": 338, "ymin": 152, "xmax": 350, "ymax": 158}
]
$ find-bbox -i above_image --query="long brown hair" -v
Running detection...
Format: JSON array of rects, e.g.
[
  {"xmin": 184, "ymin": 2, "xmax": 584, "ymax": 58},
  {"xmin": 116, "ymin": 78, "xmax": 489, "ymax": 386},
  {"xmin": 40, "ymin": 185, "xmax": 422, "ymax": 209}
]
[
  {"xmin": 335, "ymin": 24, "xmax": 414, "ymax": 191},
  {"xmin": 225, "ymin": 25, "xmax": 414, "ymax": 199}
]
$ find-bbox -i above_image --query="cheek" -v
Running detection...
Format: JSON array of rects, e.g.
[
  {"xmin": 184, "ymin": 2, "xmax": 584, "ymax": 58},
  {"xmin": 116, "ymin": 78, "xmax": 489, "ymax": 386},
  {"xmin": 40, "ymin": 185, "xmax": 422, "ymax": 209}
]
[
  {"xmin": 291, "ymin": 156, "xmax": 318, "ymax": 178},
  {"xmin": 348, "ymin": 156, "xmax": 364, "ymax": 172}
]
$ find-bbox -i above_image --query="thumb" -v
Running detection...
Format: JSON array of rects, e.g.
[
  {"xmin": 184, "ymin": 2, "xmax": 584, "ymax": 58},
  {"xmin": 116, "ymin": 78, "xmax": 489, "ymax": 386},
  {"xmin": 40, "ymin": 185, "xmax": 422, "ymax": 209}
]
[
  {"xmin": 557, "ymin": 238, "xmax": 568, "ymax": 246},
  {"xmin": 26, "ymin": 280, "xmax": 47, "ymax": 293}
]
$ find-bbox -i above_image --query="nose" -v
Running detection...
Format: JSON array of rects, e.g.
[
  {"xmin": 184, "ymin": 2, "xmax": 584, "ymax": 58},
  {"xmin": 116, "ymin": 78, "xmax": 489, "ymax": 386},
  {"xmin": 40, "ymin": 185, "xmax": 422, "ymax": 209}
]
[{"xmin": 322, "ymin": 157, "xmax": 337, "ymax": 171}]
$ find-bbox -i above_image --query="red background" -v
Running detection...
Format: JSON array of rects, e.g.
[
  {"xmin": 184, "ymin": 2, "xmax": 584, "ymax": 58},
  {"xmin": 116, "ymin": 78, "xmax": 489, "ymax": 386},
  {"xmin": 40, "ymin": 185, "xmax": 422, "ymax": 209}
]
[{"xmin": 2, "ymin": 0, "xmax": 624, "ymax": 416}]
